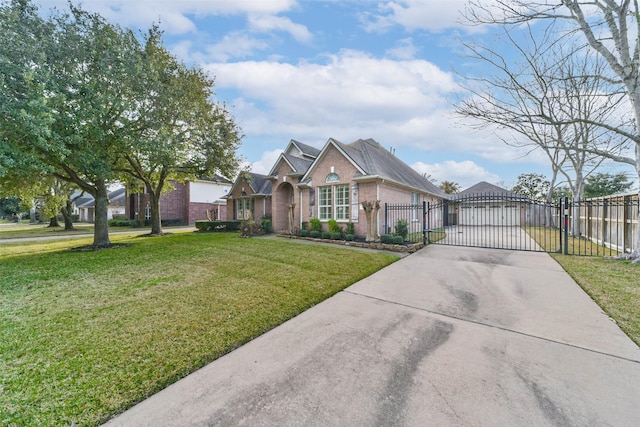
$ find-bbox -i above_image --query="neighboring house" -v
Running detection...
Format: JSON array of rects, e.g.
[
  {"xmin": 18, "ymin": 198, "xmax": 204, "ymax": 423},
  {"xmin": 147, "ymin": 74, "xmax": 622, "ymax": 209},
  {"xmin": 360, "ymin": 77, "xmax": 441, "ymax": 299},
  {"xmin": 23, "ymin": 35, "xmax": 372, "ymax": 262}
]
[
  {"xmin": 451, "ymin": 181, "xmax": 527, "ymax": 226},
  {"xmin": 73, "ymin": 188, "xmax": 126, "ymax": 222},
  {"xmin": 224, "ymin": 172, "xmax": 273, "ymax": 221},
  {"xmin": 267, "ymin": 137, "xmax": 446, "ymax": 237},
  {"xmin": 125, "ymin": 175, "xmax": 233, "ymax": 225}
]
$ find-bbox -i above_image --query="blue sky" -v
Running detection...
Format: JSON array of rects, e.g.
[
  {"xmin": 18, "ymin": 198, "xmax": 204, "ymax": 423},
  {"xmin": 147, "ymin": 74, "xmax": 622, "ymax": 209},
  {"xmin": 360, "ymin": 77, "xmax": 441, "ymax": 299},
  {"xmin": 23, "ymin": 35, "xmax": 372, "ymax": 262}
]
[{"xmin": 35, "ymin": 0, "xmax": 635, "ymax": 189}]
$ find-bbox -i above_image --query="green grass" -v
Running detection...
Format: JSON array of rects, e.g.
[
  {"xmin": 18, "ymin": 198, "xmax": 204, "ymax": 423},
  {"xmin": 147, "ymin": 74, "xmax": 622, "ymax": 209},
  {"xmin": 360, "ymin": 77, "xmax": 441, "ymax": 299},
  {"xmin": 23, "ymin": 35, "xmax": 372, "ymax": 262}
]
[
  {"xmin": 527, "ymin": 227, "xmax": 639, "ymax": 346},
  {"xmin": 0, "ymin": 222, "xmax": 159, "ymax": 240},
  {"xmin": 0, "ymin": 233, "xmax": 398, "ymax": 426}
]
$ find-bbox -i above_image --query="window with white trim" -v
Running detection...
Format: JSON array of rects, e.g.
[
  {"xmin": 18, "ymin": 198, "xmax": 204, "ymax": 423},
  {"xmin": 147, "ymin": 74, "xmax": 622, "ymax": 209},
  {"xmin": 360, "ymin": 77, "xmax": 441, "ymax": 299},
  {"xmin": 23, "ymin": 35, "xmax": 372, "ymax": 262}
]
[
  {"xmin": 411, "ymin": 192, "xmax": 420, "ymax": 221},
  {"xmin": 236, "ymin": 199, "xmax": 251, "ymax": 220},
  {"xmin": 335, "ymin": 184, "xmax": 350, "ymax": 220},
  {"xmin": 319, "ymin": 186, "xmax": 332, "ymax": 220},
  {"xmin": 318, "ymin": 184, "xmax": 350, "ymax": 221}
]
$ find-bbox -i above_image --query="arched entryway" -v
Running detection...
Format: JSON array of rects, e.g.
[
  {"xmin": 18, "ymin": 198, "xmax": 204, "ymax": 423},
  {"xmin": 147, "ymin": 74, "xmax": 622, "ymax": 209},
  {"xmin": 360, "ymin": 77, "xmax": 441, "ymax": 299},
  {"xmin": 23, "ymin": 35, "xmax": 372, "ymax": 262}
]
[{"xmin": 274, "ymin": 182, "xmax": 295, "ymax": 233}]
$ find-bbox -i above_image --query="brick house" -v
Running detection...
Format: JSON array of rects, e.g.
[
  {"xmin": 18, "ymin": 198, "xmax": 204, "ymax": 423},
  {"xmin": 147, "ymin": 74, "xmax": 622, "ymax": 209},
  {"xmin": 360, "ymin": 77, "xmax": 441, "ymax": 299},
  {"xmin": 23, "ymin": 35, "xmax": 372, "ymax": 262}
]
[
  {"xmin": 267, "ymin": 137, "xmax": 445, "ymax": 237},
  {"xmin": 224, "ymin": 172, "xmax": 273, "ymax": 221},
  {"xmin": 125, "ymin": 176, "xmax": 233, "ymax": 225},
  {"xmin": 224, "ymin": 140, "xmax": 319, "ymax": 223}
]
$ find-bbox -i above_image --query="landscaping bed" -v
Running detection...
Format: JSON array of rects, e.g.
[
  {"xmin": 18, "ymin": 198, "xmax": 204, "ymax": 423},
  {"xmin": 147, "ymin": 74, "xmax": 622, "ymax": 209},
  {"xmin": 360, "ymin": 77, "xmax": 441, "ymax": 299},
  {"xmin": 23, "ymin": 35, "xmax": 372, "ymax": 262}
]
[{"xmin": 281, "ymin": 234, "xmax": 425, "ymax": 253}]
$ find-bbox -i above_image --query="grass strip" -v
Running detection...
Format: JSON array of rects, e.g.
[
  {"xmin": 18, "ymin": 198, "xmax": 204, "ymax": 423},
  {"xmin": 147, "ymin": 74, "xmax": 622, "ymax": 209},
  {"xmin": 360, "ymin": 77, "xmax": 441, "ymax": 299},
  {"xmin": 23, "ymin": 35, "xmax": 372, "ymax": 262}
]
[
  {"xmin": 526, "ymin": 227, "xmax": 639, "ymax": 346},
  {"xmin": 0, "ymin": 232, "xmax": 398, "ymax": 426}
]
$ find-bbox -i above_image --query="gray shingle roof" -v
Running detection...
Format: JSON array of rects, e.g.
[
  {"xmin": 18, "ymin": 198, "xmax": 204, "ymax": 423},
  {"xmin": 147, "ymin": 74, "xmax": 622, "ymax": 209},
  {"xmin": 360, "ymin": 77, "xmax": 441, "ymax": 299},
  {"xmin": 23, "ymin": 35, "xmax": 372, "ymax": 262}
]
[
  {"xmin": 334, "ymin": 138, "xmax": 446, "ymax": 197},
  {"xmin": 249, "ymin": 173, "xmax": 272, "ymax": 195},
  {"xmin": 282, "ymin": 153, "xmax": 314, "ymax": 175},
  {"xmin": 453, "ymin": 181, "xmax": 526, "ymax": 202},
  {"xmin": 290, "ymin": 140, "xmax": 321, "ymax": 158}
]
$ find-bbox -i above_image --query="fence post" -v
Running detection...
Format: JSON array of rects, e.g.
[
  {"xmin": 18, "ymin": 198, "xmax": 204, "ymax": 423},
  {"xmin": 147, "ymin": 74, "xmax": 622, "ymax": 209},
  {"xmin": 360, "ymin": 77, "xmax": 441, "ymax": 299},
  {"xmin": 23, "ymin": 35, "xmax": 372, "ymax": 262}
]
[
  {"xmin": 423, "ymin": 201, "xmax": 428, "ymax": 245},
  {"xmin": 384, "ymin": 203, "xmax": 388, "ymax": 237},
  {"xmin": 563, "ymin": 196, "xmax": 569, "ymax": 255}
]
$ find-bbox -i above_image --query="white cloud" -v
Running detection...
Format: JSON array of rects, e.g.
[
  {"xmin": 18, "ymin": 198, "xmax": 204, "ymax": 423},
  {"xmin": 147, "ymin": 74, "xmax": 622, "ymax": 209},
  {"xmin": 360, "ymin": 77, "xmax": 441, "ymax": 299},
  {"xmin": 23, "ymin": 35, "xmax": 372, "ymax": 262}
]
[
  {"xmin": 207, "ymin": 50, "xmax": 462, "ymax": 146},
  {"xmin": 206, "ymin": 33, "xmax": 271, "ymax": 62},
  {"xmin": 248, "ymin": 14, "xmax": 313, "ymax": 43},
  {"xmin": 411, "ymin": 160, "xmax": 500, "ymax": 189},
  {"xmin": 36, "ymin": 0, "xmax": 300, "ymax": 35},
  {"xmin": 247, "ymin": 149, "xmax": 284, "ymax": 175},
  {"xmin": 386, "ymin": 37, "xmax": 418, "ymax": 59},
  {"xmin": 363, "ymin": 0, "xmax": 469, "ymax": 33}
]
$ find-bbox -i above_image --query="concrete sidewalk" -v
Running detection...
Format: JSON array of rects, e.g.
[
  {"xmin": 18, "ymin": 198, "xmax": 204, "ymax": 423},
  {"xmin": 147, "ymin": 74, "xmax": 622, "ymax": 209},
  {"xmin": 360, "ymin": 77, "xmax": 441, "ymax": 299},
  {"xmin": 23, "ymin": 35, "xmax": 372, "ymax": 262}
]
[{"xmin": 105, "ymin": 245, "xmax": 640, "ymax": 426}]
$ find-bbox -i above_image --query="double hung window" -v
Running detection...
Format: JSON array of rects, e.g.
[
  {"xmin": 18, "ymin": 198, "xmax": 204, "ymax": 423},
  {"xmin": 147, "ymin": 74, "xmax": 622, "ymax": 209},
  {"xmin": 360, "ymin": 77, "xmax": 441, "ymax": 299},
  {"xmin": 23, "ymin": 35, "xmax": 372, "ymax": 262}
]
[{"xmin": 318, "ymin": 184, "xmax": 350, "ymax": 221}]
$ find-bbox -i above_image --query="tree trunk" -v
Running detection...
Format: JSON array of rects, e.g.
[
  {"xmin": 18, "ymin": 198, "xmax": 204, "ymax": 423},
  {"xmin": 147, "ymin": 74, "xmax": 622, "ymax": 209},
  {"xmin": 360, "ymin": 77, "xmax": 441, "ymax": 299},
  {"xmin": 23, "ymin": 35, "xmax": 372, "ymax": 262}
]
[
  {"xmin": 93, "ymin": 181, "xmax": 111, "ymax": 248},
  {"xmin": 149, "ymin": 189, "xmax": 163, "ymax": 236},
  {"xmin": 60, "ymin": 200, "xmax": 75, "ymax": 230},
  {"xmin": 48, "ymin": 216, "xmax": 60, "ymax": 227}
]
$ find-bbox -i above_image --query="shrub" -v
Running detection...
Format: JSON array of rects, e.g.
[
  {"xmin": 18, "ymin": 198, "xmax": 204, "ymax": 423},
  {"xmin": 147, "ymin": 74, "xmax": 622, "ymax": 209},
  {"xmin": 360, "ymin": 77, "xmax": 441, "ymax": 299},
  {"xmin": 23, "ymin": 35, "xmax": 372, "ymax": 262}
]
[
  {"xmin": 301, "ymin": 221, "xmax": 309, "ymax": 231},
  {"xmin": 380, "ymin": 234, "xmax": 394, "ymax": 244},
  {"xmin": 345, "ymin": 234, "xmax": 354, "ymax": 241},
  {"xmin": 309, "ymin": 230, "xmax": 321, "ymax": 238},
  {"xmin": 261, "ymin": 218, "xmax": 273, "ymax": 234},
  {"xmin": 300, "ymin": 229, "xmax": 309, "ymax": 237},
  {"xmin": 346, "ymin": 222, "xmax": 355, "ymax": 235},
  {"xmin": 195, "ymin": 220, "xmax": 241, "ymax": 232},
  {"xmin": 321, "ymin": 231, "xmax": 331, "ymax": 239},
  {"xmin": 309, "ymin": 218, "xmax": 322, "ymax": 232},
  {"xmin": 161, "ymin": 219, "xmax": 184, "ymax": 227},
  {"xmin": 108, "ymin": 219, "xmax": 137, "ymax": 227},
  {"xmin": 394, "ymin": 219, "xmax": 408, "ymax": 239},
  {"xmin": 327, "ymin": 219, "xmax": 341, "ymax": 233},
  {"xmin": 393, "ymin": 235, "xmax": 404, "ymax": 244},
  {"xmin": 330, "ymin": 232, "xmax": 342, "ymax": 240}
]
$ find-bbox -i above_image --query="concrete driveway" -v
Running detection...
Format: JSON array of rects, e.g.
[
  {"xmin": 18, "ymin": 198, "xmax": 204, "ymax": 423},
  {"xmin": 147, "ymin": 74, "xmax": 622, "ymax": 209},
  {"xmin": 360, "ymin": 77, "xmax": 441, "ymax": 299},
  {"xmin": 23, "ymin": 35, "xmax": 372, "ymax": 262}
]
[{"xmin": 105, "ymin": 245, "xmax": 640, "ymax": 426}]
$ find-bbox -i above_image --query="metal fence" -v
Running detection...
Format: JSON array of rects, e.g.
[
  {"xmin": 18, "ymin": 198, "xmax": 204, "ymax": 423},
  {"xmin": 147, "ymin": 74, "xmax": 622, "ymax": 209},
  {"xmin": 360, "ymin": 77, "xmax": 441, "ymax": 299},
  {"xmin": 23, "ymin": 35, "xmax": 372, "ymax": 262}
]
[
  {"xmin": 385, "ymin": 193, "xmax": 639, "ymax": 256},
  {"xmin": 383, "ymin": 203, "xmax": 426, "ymax": 244}
]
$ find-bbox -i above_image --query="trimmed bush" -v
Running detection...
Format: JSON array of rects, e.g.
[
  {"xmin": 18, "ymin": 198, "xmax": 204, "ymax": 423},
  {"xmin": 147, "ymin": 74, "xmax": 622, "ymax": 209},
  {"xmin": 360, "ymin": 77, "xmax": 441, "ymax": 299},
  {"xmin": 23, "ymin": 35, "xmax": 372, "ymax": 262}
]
[
  {"xmin": 330, "ymin": 232, "xmax": 342, "ymax": 240},
  {"xmin": 393, "ymin": 235, "xmax": 404, "ymax": 244},
  {"xmin": 108, "ymin": 219, "xmax": 138, "ymax": 227},
  {"xmin": 300, "ymin": 229, "xmax": 309, "ymax": 237},
  {"xmin": 345, "ymin": 234, "xmax": 354, "ymax": 241},
  {"xmin": 309, "ymin": 217, "xmax": 322, "ymax": 232},
  {"xmin": 195, "ymin": 220, "xmax": 241, "ymax": 232},
  {"xmin": 261, "ymin": 218, "xmax": 273, "ymax": 234},
  {"xmin": 327, "ymin": 219, "xmax": 341, "ymax": 233},
  {"xmin": 321, "ymin": 231, "xmax": 331, "ymax": 239},
  {"xmin": 380, "ymin": 234, "xmax": 395, "ymax": 244},
  {"xmin": 346, "ymin": 222, "xmax": 355, "ymax": 235},
  {"xmin": 309, "ymin": 230, "xmax": 321, "ymax": 238},
  {"xmin": 394, "ymin": 219, "xmax": 408, "ymax": 239}
]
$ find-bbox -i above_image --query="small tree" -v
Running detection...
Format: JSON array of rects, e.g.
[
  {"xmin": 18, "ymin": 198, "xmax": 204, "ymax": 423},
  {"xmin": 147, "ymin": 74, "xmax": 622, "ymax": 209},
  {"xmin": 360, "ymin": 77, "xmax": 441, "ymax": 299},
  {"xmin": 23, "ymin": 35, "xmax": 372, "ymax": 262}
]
[{"xmin": 361, "ymin": 200, "xmax": 380, "ymax": 242}]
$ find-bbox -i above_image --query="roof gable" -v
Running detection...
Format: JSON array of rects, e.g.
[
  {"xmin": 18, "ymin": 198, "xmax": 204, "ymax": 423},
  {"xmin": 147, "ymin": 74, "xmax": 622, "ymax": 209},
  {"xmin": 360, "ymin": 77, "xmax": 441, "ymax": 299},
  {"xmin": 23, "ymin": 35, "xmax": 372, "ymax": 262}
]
[
  {"xmin": 302, "ymin": 138, "xmax": 445, "ymax": 197},
  {"xmin": 228, "ymin": 172, "xmax": 272, "ymax": 197},
  {"xmin": 285, "ymin": 139, "xmax": 320, "ymax": 160},
  {"xmin": 454, "ymin": 181, "xmax": 526, "ymax": 201},
  {"xmin": 301, "ymin": 138, "xmax": 367, "ymax": 182}
]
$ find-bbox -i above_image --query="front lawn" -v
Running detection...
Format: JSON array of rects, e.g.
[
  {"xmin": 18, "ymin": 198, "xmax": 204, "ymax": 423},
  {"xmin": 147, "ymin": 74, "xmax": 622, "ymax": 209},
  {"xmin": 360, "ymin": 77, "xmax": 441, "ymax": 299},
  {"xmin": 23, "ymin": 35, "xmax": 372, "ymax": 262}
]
[
  {"xmin": 0, "ymin": 233, "xmax": 398, "ymax": 426},
  {"xmin": 0, "ymin": 222, "xmax": 143, "ymax": 240}
]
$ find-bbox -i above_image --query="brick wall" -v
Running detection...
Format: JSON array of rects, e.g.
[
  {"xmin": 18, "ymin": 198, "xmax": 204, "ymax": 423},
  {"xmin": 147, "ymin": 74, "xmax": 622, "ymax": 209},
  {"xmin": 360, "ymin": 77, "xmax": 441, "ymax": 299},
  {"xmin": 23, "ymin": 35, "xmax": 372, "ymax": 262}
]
[
  {"xmin": 188, "ymin": 202, "xmax": 227, "ymax": 225},
  {"xmin": 159, "ymin": 182, "xmax": 188, "ymax": 223}
]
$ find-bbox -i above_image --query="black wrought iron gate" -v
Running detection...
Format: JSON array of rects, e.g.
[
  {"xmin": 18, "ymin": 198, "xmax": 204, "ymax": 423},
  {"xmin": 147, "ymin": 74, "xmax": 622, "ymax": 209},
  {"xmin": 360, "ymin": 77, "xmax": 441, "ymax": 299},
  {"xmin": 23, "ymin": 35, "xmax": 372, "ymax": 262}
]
[{"xmin": 417, "ymin": 194, "xmax": 637, "ymax": 256}]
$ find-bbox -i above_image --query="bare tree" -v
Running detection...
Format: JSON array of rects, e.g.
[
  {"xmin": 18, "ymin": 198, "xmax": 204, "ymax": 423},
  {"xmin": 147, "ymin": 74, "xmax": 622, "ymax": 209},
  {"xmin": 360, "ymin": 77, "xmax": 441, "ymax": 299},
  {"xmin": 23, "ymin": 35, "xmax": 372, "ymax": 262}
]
[
  {"xmin": 456, "ymin": 20, "xmax": 626, "ymax": 236},
  {"xmin": 465, "ymin": 0, "xmax": 640, "ymax": 260}
]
